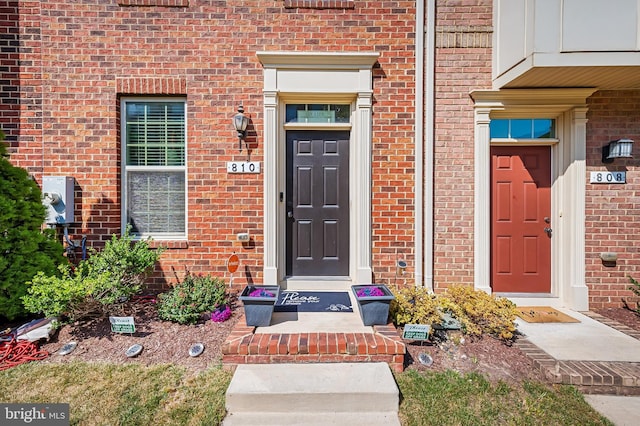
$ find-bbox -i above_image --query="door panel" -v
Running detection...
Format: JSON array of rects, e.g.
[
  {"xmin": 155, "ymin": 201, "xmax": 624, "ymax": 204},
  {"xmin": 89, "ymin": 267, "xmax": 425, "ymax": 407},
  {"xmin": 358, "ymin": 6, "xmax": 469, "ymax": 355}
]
[
  {"xmin": 286, "ymin": 131, "xmax": 349, "ymax": 276},
  {"xmin": 491, "ymin": 146, "xmax": 551, "ymax": 293}
]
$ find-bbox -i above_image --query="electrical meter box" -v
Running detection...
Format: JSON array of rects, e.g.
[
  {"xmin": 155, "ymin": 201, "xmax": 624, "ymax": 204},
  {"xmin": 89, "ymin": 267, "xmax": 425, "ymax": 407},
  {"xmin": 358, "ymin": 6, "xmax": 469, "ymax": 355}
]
[{"xmin": 42, "ymin": 176, "xmax": 75, "ymax": 225}]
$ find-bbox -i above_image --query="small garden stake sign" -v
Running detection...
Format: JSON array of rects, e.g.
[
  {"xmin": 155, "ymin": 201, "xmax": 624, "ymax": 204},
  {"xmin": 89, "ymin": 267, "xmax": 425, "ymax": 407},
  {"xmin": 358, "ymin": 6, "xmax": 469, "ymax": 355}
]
[
  {"xmin": 351, "ymin": 284, "xmax": 395, "ymax": 326},
  {"xmin": 109, "ymin": 316, "xmax": 136, "ymax": 334},
  {"xmin": 239, "ymin": 285, "xmax": 280, "ymax": 327}
]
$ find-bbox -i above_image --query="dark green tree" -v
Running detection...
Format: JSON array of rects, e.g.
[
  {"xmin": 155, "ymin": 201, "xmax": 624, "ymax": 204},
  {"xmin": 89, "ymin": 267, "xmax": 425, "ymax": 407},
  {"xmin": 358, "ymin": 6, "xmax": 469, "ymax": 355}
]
[{"xmin": 0, "ymin": 136, "xmax": 65, "ymax": 321}]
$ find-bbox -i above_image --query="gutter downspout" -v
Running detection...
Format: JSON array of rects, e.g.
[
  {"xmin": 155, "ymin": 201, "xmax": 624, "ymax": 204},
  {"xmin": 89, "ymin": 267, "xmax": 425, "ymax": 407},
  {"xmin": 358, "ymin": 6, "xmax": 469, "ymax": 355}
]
[
  {"xmin": 423, "ymin": 0, "xmax": 436, "ymax": 291},
  {"xmin": 415, "ymin": 0, "xmax": 425, "ymax": 288}
]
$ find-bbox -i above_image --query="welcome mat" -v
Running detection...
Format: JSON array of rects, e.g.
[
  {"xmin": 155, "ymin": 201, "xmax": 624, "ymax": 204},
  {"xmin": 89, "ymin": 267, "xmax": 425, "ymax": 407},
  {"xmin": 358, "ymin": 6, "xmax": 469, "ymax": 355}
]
[
  {"xmin": 274, "ymin": 291, "xmax": 353, "ymax": 313},
  {"xmin": 516, "ymin": 306, "xmax": 580, "ymax": 323}
]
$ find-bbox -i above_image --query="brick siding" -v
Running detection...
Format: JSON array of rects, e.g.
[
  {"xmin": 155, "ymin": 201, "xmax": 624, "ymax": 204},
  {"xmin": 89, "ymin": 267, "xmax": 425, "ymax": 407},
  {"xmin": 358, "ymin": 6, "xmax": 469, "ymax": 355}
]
[
  {"xmin": 432, "ymin": 0, "xmax": 493, "ymax": 291},
  {"xmin": 586, "ymin": 90, "xmax": 640, "ymax": 309},
  {"xmin": 6, "ymin": 0, "xmax": 415, "ymax": 289}
]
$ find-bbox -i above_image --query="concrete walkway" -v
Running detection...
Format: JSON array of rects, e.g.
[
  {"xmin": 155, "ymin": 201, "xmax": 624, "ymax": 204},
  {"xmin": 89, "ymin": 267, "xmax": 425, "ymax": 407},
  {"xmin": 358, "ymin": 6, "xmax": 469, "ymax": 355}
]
[{"xmin": 514, "ymin": 307, "xmax": 640, "ymax": 425}]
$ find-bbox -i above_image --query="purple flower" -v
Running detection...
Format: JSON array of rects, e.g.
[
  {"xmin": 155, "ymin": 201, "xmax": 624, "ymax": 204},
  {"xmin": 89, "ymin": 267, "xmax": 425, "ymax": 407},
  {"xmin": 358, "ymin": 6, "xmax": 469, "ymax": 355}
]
[
  {"xmin": 211, "ymin": 305, "xmax": 232, "ymax": 322},
  {"xmin": 356, "ymin": 286, "xmax": 385, "ymax": 297},
  {"xmin": 248, "ymin": 289, "xmax": 276, "ymax": 298}
]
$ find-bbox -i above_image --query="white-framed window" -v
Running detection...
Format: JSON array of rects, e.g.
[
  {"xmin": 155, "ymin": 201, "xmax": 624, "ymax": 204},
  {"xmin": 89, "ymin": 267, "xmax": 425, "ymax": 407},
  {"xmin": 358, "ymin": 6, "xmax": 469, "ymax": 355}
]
[{"xmin": 121, "ymin": 98, "xmax": 187, "ymax": 239}]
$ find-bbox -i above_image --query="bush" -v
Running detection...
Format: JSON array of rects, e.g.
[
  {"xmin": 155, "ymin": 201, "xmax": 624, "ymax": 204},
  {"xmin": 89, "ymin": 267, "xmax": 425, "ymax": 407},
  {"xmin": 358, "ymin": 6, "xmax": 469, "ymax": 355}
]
[
  {"xmin": 625, "ymin": 275, "xmax": 640, "ymax": 314},
  {"xmin": 442, "ymin": 285, "xmax": 518, "ymax": 340},
  {"xmin": 157, "ymin": 273, "xmax": 230, "ymax": 324},
  {"xmin": 0, "ymin": 137, "xmax": 66, "ymax": 321},
  {"xmin": 22, "ymin": 227, "xmax": 163, "ymax": 321},
  {"xmin": 390, "ymin": 286, "xmax": 443, "ymax": 327},
  {"xmin": 78, "ymin": 227, "xmax": 164, "ymax": 306},
  {"xmin": 390, "ymin": 284, "xmax": 518, "ymax": 341}
]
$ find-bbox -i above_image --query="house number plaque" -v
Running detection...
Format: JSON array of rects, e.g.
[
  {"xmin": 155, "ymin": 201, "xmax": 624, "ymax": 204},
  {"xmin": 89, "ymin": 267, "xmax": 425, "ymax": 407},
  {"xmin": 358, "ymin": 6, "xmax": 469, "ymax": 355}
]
[
  {"xmin": 590, "ymin": 171, "xmax": 626, "ymax": 184},
  {"xmin": 227, "ymin": 161, "xmax": 260, "ymax": 174}
]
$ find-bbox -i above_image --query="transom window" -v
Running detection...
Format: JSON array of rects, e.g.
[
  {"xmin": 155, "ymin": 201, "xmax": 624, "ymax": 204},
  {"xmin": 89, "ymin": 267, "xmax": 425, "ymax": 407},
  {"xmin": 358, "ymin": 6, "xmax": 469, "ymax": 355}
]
[
  {"xmin": 490, "ymin": 118, "xmax": 556, "ymax": 139},
  {"xmin": 122, "ymin": 99, "xmax": 186, "ymax": 239},
  {"xmin": 285, "ymin": 104, "xmax": 350, "ymax": 123}
]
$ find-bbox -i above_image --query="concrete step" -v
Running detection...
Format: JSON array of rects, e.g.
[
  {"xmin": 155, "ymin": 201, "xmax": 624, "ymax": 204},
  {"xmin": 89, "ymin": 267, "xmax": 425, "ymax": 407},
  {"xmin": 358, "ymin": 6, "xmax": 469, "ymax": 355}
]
[
  {"xmin": 224, "ymin": 363, "xmax": 400, "ymax": 425},
  {"xmin": 223, "ymin": 411, "xmax": 400, "ymax": 425}
]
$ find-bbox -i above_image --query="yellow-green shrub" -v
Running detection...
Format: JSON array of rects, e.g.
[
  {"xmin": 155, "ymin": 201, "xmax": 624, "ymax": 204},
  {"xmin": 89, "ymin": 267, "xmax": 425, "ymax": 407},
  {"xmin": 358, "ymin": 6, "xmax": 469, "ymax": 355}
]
[
  {"xmin": 390, "ymin": 284, "xmax": 518, "ymax": 341},
  {"xmin": 390, "ymin": 286, "xmax": 444, "ymax": 327},
  {"xmin": 443, "ymin": 284, "xmax": 518, "ymax": 340}
]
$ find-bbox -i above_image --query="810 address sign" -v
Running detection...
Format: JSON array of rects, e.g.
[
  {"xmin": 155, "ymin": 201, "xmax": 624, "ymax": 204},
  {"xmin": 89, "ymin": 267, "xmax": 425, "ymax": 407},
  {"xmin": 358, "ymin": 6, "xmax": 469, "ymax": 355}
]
[{"xmin": 227, "ymin": 161, "xmax": 261, "ymax": 174}]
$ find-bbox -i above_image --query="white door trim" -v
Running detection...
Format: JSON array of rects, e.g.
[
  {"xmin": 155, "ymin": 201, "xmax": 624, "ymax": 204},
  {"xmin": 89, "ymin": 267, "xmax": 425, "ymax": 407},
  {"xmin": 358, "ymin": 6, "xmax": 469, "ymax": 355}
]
[
  {"xmin": 470, "ymin": 88, "xmax": 596, "ymax": 310},
  {"xmin": 258, "ymin": 52, "xmax": 379, "ymax": 286}
]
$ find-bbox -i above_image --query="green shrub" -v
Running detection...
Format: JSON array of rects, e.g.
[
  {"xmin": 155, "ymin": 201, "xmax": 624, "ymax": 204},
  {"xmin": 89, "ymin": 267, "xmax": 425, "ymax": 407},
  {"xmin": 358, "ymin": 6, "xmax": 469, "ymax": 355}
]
[
  {"xmin": 0, "ymin": 136, "xmax": 66, "ymax": 321},
  {"xmin": 626, "ymin": 275, "xmax": 640, "ymax": 314},
  {"xmin": 22, "ymin": 227, "xmax": 163, "ymax": 321},
  {"xmin": 157, "ymin": 273, "xmax": 229, "ymax": 324},
  {"xmin": 390, "ymin": 284, "xmax": 518, "ymax": 341},
  {"xmin": 78, "ymin": 228, "xmax": 164, "ymax": 306}
]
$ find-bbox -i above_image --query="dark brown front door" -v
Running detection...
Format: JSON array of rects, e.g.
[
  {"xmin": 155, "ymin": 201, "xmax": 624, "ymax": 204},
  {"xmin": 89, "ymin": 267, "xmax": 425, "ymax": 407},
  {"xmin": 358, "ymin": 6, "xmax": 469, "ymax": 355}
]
[
  {"xmin": 286, "ymin": 131, "xmax": 349, "ymax": 276},
  {"xmin": 491, "ymin": 146, "xmax": 552, "ymax": 293}
]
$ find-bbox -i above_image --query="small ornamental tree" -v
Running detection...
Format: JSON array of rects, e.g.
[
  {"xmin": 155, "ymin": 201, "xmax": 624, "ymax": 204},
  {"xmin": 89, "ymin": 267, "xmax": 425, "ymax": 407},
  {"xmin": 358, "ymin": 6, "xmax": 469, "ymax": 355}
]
[{"xmin": 0, "ymin": 135, "xmax": 66, "ymax": 321}]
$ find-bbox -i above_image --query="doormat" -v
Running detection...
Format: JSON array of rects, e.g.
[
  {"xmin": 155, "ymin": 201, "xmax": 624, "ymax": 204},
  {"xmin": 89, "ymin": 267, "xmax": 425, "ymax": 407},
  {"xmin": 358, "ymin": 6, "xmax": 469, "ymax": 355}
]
[
  {"xmin": 274, "ymin": 291, "xmax": 353, "ymax": 313},
  {"xmin": 516, "ymin": 306, "xmax": 580, "ymax": 323}
]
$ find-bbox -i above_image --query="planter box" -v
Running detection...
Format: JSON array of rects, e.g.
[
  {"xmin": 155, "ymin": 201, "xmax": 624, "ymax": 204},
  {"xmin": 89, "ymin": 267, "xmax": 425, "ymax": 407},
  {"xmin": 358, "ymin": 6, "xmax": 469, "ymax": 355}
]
[
  {"xmin": 239, "ymin": 285, "xmax": 280, "ymax": 327},
  {"xmin": 351, "ymin": 285, "xmax": 395, "ymax": 326}
]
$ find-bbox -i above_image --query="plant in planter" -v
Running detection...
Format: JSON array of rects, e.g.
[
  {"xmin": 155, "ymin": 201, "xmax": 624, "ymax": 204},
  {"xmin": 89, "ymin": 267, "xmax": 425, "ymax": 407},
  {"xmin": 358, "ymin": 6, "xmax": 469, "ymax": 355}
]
[
  {"xmin": 238, "ymin": 285, "xmax": 280, "ymax": 327},
  {"xmin": 351, "ymin": 284, "xmax": 395, "ymax": 326}
]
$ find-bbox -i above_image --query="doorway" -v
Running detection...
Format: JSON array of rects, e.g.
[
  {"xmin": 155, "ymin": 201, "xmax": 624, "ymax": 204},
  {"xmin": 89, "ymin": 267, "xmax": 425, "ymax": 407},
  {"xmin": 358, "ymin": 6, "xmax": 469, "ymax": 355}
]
[
  {"xmin": 286, "ymin": 130, "xmax": 350, "ymax": 277},
  {"xmin": 491, "ymin": 146, "xmax": 552, "ymax": 293}
]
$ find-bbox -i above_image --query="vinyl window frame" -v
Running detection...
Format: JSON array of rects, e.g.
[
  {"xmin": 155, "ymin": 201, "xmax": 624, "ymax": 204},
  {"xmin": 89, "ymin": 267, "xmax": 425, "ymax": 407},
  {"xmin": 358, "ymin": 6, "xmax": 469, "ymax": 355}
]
[{"xmin": 120, "ymin": 97, "xmax": 188, "ymax": 240}]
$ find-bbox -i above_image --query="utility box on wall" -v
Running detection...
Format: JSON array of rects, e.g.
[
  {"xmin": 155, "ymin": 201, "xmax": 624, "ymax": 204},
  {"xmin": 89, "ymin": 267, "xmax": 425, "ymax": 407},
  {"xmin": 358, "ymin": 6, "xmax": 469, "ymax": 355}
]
[{"xmin": 42, "ymin": 176, "xmax": 75, "ymax": 225}]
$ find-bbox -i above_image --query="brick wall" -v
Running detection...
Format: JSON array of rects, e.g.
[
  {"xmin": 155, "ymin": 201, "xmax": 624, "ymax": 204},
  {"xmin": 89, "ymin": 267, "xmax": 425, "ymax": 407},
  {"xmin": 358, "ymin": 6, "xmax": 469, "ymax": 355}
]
[
  {"xmin": 432, "ymin": 0, "xmax": 493, "ymax": 291},
  {"xmin": 0, "ymin": 1, "xmax": 19, "ymax": 146},
  {"xmin": 9, "ymin": 0, "xmax": 416, "ymax": 289},
  {"xmin": 586, "ymin": 90, "xmax": 640, "ymax": 309}
]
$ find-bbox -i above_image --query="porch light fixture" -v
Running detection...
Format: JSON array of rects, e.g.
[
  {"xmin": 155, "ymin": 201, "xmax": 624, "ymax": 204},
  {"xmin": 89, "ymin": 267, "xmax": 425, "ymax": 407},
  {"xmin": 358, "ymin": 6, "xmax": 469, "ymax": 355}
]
[
  {"xmin": 602, "ymin": 138, "xmax": 633, "ymax": 163},
  {"xmin": 233, "ymin": 105, "xmax": 249, "ymax": 151}
]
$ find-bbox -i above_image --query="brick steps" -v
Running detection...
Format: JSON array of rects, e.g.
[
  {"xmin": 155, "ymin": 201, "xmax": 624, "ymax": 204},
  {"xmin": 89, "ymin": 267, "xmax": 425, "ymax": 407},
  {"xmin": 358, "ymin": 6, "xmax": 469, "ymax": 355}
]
[{"xmin": 222, "ymin": 313, "xmax": 406, "ymax": 372}]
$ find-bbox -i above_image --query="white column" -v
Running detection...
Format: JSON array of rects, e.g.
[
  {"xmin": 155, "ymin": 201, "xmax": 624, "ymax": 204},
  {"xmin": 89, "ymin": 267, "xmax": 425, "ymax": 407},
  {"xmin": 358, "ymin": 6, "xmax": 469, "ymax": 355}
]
[
  {"xmin": 355, "ymin": 91, "xmax": 373, "ymax": 283},
  {"xmin": 263, "ymin": 90, "xmax": 279, "ymax": 284},
  {"xmin": 474, "ymin": 108, "xmax": 492, "ymax": 294},
  {"xmin": 566, "ymin": 107, "xmax": 589, "ymax": 310}
]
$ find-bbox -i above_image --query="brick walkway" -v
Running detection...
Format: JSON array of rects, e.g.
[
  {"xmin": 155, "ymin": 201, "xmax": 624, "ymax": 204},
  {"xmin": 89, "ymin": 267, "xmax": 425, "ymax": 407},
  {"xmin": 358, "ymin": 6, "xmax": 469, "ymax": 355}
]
[
  {"xmin": 515, "ymin": 311, "xmax": 640, "ymax": 395},
  {"xmin": 222, "ymin": 313, "xmax": 406, "ymax": 372}
]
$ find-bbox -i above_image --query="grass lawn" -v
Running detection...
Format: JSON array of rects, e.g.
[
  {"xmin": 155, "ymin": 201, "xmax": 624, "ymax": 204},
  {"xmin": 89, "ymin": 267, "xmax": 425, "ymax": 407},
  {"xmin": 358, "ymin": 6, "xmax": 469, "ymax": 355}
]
[{"xmin": 1, "ymin": 362, "xmax": 612, "ymax": 425}]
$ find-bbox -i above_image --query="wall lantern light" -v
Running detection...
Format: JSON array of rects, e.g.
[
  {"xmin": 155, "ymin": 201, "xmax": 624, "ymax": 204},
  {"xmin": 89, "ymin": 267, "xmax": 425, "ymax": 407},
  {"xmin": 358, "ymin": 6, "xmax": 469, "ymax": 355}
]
[
  {"xmin": 232, "ymin": 105, "xmax": 249, "ymax": 151},
  {"xmin": 602, "ymin": 138, "xmax": 633, "ymax": 163}
]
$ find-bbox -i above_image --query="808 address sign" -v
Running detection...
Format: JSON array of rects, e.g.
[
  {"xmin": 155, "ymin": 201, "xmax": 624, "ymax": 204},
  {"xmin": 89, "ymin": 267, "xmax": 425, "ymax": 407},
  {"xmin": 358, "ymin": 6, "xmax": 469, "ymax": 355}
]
[{"xmin": 590, "ymin": 171, "xmax": 626, "ymax": 184}]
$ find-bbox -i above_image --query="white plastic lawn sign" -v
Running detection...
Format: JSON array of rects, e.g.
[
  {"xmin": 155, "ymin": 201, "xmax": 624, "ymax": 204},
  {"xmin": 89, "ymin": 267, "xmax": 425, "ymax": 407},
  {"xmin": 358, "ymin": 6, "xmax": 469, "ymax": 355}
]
[{"xmin": 109, "ymin": 316, "xmax": 136, "ymax": 334}]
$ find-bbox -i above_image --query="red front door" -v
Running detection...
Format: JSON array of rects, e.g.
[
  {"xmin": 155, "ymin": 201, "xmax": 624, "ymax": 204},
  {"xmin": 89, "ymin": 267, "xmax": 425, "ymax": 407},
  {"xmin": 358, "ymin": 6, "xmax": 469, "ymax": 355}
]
[{"xmin": 491, "ymin": 146, "xmax": 551, "ymax": 293}]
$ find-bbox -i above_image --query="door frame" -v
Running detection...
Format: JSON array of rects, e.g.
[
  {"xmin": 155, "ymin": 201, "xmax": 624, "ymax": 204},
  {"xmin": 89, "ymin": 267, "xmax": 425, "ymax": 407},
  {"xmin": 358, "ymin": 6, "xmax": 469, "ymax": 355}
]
[
  {"xmin": 258, "ymin": 52, "xmax": 379, "ymax": 287},
  {"xmin": 471, "ymin": 88, "xmax": 596, "ymax": 310}
]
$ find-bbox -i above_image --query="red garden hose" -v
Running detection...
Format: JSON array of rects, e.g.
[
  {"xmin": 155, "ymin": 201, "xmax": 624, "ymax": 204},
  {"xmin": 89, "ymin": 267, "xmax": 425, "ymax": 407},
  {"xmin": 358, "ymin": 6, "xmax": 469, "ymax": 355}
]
[{"xmin": 0, "ymin": 336, "xmax": 49, "ymax": 371}]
